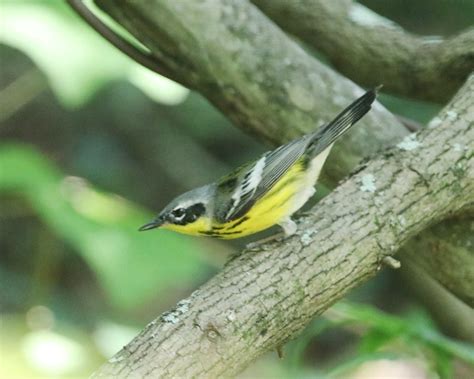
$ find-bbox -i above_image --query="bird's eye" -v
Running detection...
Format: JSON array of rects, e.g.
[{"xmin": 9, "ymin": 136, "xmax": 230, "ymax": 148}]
[{"xmin": 171, "ymin": 208, "xmax": 186, "ymax": 219}]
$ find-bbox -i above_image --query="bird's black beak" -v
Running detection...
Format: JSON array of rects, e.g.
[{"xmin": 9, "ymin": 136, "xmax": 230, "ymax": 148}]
[{"xmin": 139, "ymin": 216, "xmax": 164, "ymax": 232}]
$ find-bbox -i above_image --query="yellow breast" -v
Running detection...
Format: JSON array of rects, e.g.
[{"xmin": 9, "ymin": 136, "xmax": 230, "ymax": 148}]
[
  {"xmin": 161, "ymin": 159, "xmax": 313, "ymax": 239},
  {"xmin": 212, "ymin": 160, "xmax": 307, "ymax": 239},
  {"xmin": 162, "ymin": 216, "xmax": 212, "ymax": 236}
]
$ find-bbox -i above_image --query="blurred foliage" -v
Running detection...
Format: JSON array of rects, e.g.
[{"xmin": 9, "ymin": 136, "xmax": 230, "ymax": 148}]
[
  {"xmin": 0, "ymin": 0, "xmax": 473, "ymax": 378},
  {"xmin": 284, "ymin": 302, "xmax": 474, "ymax": 379},
  {"xmin": 0, "ymin": 143, "xmax": 210, "ymax": 309},
  {"xmin": 0, "ymin": 0, "xmax": 188, "ymax": 108}
]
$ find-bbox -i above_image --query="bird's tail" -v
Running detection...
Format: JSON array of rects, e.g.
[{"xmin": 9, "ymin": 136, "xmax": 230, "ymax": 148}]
[{"xmin": 310, "ymin": 87, "xmax": 380, "ymax": 156}]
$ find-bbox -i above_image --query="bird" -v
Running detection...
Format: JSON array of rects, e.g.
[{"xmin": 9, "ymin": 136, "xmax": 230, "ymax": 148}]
[{"xmin": 139, "ymin": 88, "xmax": 378, "ymax": 239}]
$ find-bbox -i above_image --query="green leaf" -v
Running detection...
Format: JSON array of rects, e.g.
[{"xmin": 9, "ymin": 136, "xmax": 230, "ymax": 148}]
[
  {"xmin": 0, "ymin": 143, "xmax": 210, "ymax": 309},
  {"xmin": 357, "ymin": 330, "xmax": 395, "ymax": 355}
]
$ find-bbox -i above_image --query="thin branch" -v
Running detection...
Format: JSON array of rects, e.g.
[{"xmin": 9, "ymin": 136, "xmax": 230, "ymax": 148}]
[
  {"xmin": 66, "ymin": 0, "xmax": 187, "ymax": 86},
  {"xmin": 402, "ymin": 218, "xmax": 474, "ymax": 307},
  {"xmin": 399, "ymin": 256, "xmax": 474, "ymax": 343},
  {"xmin": 253, "ymin": 0, "xmax": 474, "ymax": 103},
  {"xmin": 0, "ymin": 68, "xmax": 46, "ymax": 124},
  {"xmin": 93, "ymin": 76, "xmax": 474, "ymax": 378}
]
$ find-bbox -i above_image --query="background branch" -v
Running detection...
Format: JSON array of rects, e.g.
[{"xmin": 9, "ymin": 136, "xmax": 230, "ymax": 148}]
[
  {"xmin": 93, "ymin": 75, "xmax": 473, "ymax": 378},
  {"xmin": 66, "ymin": 0, "xmax": 179, "ymax": 83},
  {"xmin": 401, "ymin": 218, "xmax": 474, "ymax": 307},
  {"xmin": 253, "ymin": 0, "xmax": 474, "ymax": 103},
  {"xmin": 399, "ymin": 256, "xmax": 474, "ymax": 343},
  {"xmin": 95, "ymin": 0, "xmax": 406, "ymax": 183}
]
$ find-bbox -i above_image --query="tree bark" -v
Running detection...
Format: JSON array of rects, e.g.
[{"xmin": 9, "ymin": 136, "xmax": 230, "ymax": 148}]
[
  {"xmin": 252, "ymin": 0, "xmax": 474, "ymax": 103},
  {"xmin": 92, "ymin": 75, "xmax": 473, "ymax": 378}
]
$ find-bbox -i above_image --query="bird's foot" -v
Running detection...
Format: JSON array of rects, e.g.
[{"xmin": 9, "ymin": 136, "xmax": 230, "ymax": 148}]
[
  {"xmin": 245, "ymin": 232, "xmax": 285, "ymax": 251},
  {"xmin": 246, "ymin": 218, "xmax": 297, "ymax": 251}
]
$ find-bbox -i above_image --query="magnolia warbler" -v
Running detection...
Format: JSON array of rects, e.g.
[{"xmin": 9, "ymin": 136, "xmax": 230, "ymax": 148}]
[{"xmin": 139, "ymin": 89, "xmax": 378, "ymax": 239}]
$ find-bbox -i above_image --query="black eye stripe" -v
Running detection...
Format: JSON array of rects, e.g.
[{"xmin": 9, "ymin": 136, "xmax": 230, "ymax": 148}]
[
  {"xmin": 170, "ymin": 203, "xmax": 206, "ymax": 225},
  {"xmin": 172, "ymin": 208, "xmax": 185, "ymax": 218}
]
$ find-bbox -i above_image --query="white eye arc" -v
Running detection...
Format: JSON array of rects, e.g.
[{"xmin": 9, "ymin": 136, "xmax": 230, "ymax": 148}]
[{"xmin": 171, "ymin": 207, "xmax": 186, "ymax": 220}]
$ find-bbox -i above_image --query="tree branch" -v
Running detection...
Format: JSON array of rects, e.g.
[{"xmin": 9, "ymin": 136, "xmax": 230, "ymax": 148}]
[
  {"xmin": 252, "ymin": 0, "xmax": 474, "ymax": 103},
  {"xmin": 95, "ymin": 0, "xmax": 406, "ymax": 183},
  {"xmin": 92, "ymin": 75, "xmax": 473, "ymax": 378},
  {"xmin": 66, "ymin": 0, "xmax": 183, "ymax": 84}
]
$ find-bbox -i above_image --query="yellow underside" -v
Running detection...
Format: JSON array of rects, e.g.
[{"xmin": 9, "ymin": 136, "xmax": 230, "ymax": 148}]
[{"xmin": 163, "ymin": 160, "xmax": 306, "ymax": 239}]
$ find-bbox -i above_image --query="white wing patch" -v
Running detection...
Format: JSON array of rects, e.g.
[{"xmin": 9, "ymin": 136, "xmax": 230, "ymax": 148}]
[{"xmin": 225, "ymin": 155, "xmax": 266, "ymax": 219}]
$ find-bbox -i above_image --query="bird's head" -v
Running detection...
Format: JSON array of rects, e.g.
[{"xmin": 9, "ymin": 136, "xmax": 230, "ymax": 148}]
[{"xmin": 139, "ymin": 185, "xmax": 214, "ymax": 236}]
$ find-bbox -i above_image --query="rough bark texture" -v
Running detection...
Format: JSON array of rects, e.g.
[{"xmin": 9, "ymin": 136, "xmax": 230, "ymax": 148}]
[
  {"xmin": 252, "ymin": 0, "xmax": 474, "ymax": 103},
  {"xmin": 93, "ymin": 75, "xmax": 473, "ymax": 378}
]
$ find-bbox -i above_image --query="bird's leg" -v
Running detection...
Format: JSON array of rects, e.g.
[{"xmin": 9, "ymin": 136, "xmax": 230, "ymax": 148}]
[
  {"xmin": 279, "ymin": 217, "xmax": 298, "ymax": 236},
  {"xmin": 246, "ymin": 217, "xmax": 297, "ymax": 250}
]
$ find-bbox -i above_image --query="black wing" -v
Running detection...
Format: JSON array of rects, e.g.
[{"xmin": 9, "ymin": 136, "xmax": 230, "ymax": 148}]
[
  {"xmin": 215, "ymin": 88, "xmax": 378, "ymax": 222},
  {"xmin": 215, "ymin": 135, "xmax": 311, "ymax": 222},
  {"xmin": 308, "ymin": 87, "xmax": 378, "ymax": 157}
]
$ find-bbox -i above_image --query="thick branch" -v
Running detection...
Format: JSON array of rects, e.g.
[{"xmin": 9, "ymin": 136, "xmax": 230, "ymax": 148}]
[
  {"xmin": 252, "ymin": 0, "xmax": 474, "ymax": 103},
  {"xmin": 95, "ymin": 0, "xmax": 406, "ymax": 183},
  {"xmin": 93, "ymin": 75, "xmax": 473, "ymax": 378}
]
